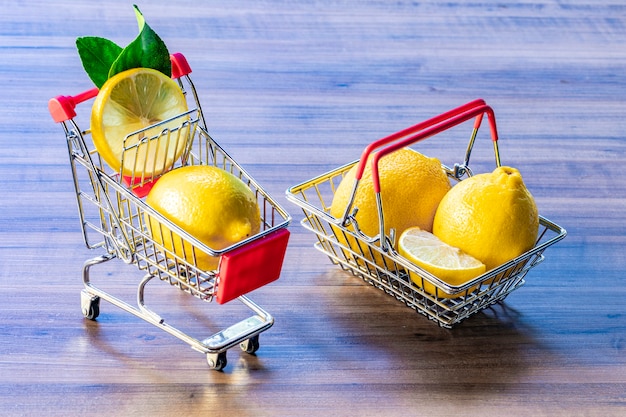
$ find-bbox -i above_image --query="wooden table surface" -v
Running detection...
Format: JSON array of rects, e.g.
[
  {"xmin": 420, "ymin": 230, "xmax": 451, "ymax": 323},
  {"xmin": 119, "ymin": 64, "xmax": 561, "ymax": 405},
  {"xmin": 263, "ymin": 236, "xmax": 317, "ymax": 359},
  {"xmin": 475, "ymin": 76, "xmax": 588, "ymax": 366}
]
[{"xmin": 1, "ymin": 1, "xmax": 625, "ymax": 416}]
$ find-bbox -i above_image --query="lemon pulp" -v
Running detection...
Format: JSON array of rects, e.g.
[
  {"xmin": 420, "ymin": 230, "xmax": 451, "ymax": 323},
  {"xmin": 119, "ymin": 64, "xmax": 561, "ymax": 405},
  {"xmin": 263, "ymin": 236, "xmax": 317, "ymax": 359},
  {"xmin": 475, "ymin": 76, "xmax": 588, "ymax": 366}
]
[
  {"xmin": 91, "ymin": 67, "xmax": 189, "ymax": 177},
  {"xmin": 399, "ymin": 227, "xmax": 486, "ymax": 298}
]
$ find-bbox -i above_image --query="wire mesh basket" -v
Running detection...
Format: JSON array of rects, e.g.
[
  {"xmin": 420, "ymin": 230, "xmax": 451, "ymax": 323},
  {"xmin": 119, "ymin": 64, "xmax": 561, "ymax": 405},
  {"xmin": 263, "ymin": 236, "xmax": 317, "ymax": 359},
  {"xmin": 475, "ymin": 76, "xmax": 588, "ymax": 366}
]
[{"xmin": 286, "ymin": 99, "xmax": 566, "ymax": 328}]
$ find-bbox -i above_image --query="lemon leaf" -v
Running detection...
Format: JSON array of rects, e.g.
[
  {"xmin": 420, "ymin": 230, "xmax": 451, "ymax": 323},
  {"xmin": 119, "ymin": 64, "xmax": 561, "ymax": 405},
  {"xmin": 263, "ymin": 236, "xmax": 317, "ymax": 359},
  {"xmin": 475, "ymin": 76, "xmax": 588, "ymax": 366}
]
[
  {"xmin": 108, "ymin": 5, "xmax": 171, "ymax": 79},
  {"xmin": 76, "ymin": 36, "xmax": 123, "ymax": 88}
]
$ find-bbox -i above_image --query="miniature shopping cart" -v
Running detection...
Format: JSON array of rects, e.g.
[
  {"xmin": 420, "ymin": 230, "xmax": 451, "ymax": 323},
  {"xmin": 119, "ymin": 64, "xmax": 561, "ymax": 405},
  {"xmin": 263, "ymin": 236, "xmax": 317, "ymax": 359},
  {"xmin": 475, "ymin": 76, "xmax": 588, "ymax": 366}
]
[
  {"xmin": 49, "ymin": 53, "xmax": 291, "ymax": 370},
  {"xmin": 286, "ymin": 99, "xmax": 566, "ymax": 328}
]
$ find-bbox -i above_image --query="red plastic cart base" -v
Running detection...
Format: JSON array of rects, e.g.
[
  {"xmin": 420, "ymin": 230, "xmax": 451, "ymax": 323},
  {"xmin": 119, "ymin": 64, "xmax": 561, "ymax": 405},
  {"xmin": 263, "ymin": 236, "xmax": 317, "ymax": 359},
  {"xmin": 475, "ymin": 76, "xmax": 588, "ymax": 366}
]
[{"xmin": 216, "ymin": 228, "xmax": 290, "ymax": 304}]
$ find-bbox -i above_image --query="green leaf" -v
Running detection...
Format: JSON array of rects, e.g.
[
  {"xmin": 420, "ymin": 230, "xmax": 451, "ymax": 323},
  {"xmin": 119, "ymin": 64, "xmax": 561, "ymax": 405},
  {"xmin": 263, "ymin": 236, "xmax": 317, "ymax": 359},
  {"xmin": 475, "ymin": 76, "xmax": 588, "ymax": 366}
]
[
  {"xmin": 108, "ymin": 5, "xmax": 171, "ymax": 79},
  {"xmin": 76, "ymin": 36, "xmax": 123, "ymax": 88}
]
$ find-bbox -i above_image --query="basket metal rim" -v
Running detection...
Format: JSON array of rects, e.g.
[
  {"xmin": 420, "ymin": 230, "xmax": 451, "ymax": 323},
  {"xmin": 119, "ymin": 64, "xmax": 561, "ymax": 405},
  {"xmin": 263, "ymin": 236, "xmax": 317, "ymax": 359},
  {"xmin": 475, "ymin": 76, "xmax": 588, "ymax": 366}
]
[{"xmin": 286, "ymin": 159, "xmax": 567, "ymax": 297}]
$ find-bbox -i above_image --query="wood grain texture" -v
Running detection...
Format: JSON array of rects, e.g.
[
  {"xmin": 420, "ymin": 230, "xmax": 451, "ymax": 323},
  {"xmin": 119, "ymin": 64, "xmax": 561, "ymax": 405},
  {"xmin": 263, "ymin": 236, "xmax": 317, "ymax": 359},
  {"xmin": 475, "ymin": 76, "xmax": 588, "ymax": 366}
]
[{"xmin": 1, "ymin": 0, "xmax": 625, "ymax": 416}]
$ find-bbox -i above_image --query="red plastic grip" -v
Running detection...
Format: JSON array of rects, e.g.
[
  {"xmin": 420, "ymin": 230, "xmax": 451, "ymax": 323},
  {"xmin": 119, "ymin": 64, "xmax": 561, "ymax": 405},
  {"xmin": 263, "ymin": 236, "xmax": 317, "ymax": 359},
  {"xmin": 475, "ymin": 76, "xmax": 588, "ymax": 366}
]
[
  {"xmin": 170, "ymin": 52, "xmax": 192, "ymax": 79},
  {"xmin": 48, "ymin": 87, "xmax": 99, "ymax": 123}
]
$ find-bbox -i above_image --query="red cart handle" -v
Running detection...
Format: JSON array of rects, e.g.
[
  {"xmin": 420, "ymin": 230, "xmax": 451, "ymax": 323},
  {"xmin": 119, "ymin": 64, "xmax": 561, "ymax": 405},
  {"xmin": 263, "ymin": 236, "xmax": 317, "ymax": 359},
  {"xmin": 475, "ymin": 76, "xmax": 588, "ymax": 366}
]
[{"xmin": 48, "ymin": 52, "xmax": 192, "ymax": 123}]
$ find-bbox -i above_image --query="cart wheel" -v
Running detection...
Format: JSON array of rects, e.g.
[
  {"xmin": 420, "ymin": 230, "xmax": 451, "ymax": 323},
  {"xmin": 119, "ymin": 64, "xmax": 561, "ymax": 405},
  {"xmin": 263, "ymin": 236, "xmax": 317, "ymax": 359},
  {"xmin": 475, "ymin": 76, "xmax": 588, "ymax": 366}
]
[
  {"xmin": 207, "ymin": 351, "xmax": 227, "ymax": 371},
  {"xmin": 240, "ymin": 335, "xmax": 260, "ymax": 354},
  {"xmin": 81, "ymin": 290, "xmax": 100, "ymax": 320}
]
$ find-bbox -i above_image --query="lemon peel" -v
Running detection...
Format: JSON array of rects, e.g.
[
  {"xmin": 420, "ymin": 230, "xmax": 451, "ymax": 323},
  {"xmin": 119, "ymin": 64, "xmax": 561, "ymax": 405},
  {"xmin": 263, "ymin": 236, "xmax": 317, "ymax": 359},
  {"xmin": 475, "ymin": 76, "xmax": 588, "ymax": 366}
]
[
  {"xmin": 399, "ymin": 227, "xmax": 486, "ymax": 298},
  {"xmin": 91, "ymin": 67, "xmax": 188, "ymax": 177},
  {"xmin": 145, "ymin": 165, "xmax": 261, "ymax": 271},
  {"xmin": 433, "ymin": 166, "xmax": 539, "ymax": 270},
  {"xmin": 329, "ymin": 148, "xmax": 451, "ymax": 266}
]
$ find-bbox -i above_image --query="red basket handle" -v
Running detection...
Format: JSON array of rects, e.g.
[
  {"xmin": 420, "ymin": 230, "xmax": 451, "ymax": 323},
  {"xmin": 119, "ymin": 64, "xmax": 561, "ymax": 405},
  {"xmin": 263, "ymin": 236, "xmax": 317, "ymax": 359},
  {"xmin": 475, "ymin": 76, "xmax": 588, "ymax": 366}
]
[
  {"xmin": 353, "ymin": 98, "xmax": 489, "ymax": 183},
  {"xmin": 369, "ymin": 102, "xmax": 499, "ymax": 193},
  {"xmin": 338, "ymin": 100, "xmax": 500, "ymax": 250},
  {"xmin": 48, "ymin": 53, "xmax": 192, "ymax": 123}
]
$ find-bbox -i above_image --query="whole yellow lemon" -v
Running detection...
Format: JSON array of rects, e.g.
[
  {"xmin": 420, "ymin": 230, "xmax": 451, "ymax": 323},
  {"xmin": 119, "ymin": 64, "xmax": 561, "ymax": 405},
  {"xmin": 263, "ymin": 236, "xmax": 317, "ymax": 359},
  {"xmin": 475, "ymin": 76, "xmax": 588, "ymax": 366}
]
[
  {"xmin": 433, "ymin": 166, "xmax": 539, "ymax": 271},
  {"xmin": 145, "ymin": 165, "xmax": 261, "ymax": 271},
  {"xmin": 330, "ymin": 148, "xmax": 451, "ymax": 263}
]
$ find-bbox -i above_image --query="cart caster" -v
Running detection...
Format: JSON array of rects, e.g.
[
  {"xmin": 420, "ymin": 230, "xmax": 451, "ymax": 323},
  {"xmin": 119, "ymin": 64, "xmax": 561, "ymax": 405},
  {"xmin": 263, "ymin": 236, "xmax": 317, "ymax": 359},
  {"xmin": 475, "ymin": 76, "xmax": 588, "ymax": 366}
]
[
  {"xmin": 240, "ymin": 335, "xmax": 260, "ymax": 354},
  {"xmin": 207, "ymin": 351, "xmax": 227, "ymax": 371},
  {"xmin": 81, "ymin": 290, "xmax": 100, "ymax": 320}
]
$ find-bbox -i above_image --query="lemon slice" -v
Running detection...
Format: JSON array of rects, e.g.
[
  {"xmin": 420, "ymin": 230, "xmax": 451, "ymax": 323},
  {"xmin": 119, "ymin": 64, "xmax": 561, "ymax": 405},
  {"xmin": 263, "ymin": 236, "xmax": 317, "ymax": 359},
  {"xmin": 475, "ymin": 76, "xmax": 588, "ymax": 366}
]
[
  {"xmin": 90, "ymin": 67, "xmax": 189, "ymax": 177},
  {"xmin": 398, "ymin": 227, "xmax": 486, "ymax": 297}
]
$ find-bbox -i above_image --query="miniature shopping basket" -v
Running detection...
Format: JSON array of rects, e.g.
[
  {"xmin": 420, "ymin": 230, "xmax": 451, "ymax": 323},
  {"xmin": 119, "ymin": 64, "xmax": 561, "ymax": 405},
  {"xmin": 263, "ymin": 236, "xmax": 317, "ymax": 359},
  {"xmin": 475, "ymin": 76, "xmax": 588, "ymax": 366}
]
[
  {"xmin": 48, "ymin": 53, "xmax": 291, "ymax": 370},
  {"xmin": 286, "ymin": 99, "xmax": 566, "ymax": 328}
]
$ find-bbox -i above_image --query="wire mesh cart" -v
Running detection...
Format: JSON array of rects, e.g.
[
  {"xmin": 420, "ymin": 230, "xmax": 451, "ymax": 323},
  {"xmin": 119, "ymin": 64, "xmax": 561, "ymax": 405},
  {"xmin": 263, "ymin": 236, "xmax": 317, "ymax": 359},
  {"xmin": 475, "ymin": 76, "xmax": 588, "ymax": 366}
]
[
  {"xmin": 286, "ymin": 99, "xmax": 566, "ymax": 328},
  {"xmin": 49, "ymin": 53, "xmax": 291, "ymax": 370}
]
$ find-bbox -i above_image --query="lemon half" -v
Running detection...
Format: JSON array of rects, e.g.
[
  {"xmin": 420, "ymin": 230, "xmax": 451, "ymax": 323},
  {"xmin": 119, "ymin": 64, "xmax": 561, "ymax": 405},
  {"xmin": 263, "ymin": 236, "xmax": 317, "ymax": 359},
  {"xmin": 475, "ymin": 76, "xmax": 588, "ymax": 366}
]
[
  {"xmin": 91, "ymin": 67, "xmax": 189, "ymax": 177},
  {"xmin": 399, "ymin": 227, "xmax": 486, "ymax": 298}
]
